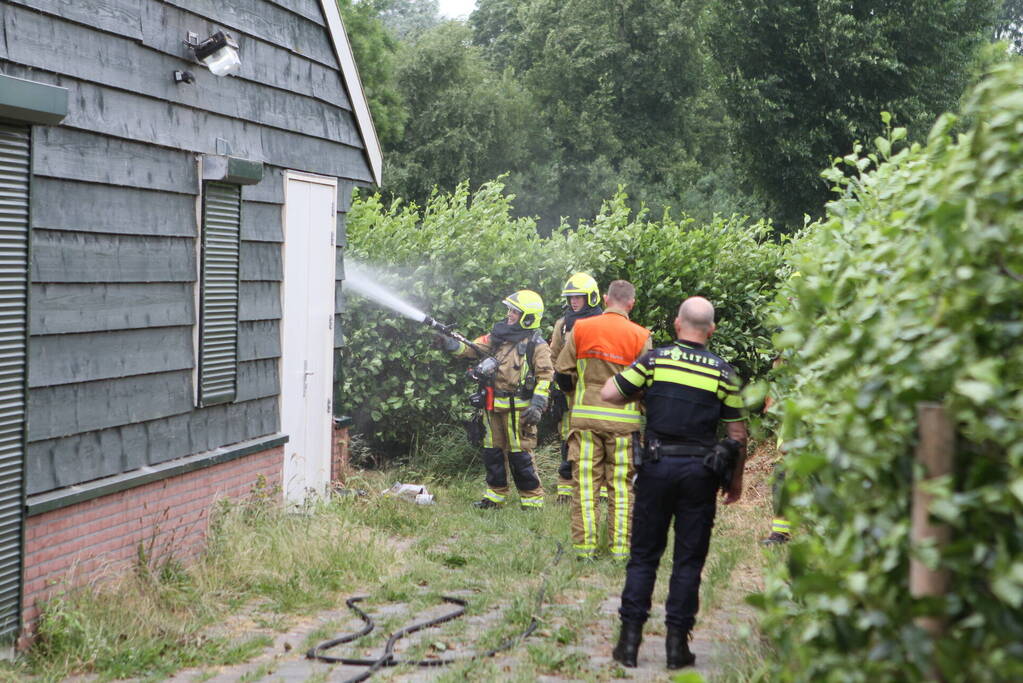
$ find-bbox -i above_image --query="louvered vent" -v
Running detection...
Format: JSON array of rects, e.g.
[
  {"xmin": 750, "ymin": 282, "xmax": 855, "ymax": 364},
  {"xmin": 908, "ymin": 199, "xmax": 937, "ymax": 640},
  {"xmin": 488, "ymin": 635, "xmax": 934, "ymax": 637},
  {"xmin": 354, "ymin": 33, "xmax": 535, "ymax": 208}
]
[
  {"xmin": 0, "ymin": 123, "xmax": 29, "ymax": 639},
  {"xmin": 198, "ymin": 181, "xmax": 241, "ymax": 406}
]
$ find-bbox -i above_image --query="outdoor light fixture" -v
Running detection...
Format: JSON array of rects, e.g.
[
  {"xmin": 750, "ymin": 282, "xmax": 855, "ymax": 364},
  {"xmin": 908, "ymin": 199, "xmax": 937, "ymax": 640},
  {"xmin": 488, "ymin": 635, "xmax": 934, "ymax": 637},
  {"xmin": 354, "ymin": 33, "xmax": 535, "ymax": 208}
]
[{"xmin": 188, "ymin": 31, "xmax": 241, "ymax": 77}]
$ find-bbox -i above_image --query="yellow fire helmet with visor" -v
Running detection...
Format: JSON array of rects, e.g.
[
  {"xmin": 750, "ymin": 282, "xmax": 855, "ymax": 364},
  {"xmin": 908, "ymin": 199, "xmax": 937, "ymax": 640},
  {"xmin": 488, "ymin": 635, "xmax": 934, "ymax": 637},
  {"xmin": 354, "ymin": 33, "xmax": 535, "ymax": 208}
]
[
  {"xmin": 561, "ymin": 272, "xmax": 600, "ymax": 307},
  {"xmin": 503, "ymin": 290, "xmax": 545, "ymax": 330}
]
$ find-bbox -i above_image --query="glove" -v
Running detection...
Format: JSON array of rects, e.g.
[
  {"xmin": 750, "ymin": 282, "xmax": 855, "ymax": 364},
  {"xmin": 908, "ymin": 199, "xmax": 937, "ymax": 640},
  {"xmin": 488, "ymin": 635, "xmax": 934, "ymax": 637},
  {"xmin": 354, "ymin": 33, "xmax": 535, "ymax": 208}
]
[
  {"xmin": 520, "ymin": 394, "xmax": 547, "ymax": 426},
  {"xmin": 434, "ymin": 334, "xmax": 460, "ymax": 352}
]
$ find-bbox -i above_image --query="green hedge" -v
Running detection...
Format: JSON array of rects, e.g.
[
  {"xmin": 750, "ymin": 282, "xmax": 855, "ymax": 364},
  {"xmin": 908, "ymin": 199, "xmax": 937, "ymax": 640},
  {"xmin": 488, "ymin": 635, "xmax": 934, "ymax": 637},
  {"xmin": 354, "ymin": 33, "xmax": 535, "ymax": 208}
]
[
  {"xmin": 759, "ymin": 62, "xmax": 1023, "ymax": 681},
  {"xmin": 340, "ymin": 183, "xmax": 785, "ymax": 454}
]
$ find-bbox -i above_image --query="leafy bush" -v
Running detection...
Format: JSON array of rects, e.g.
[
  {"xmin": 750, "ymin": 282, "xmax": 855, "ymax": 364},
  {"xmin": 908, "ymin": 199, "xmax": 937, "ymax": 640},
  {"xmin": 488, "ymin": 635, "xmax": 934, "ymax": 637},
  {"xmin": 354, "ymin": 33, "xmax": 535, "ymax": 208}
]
[
  {"xmin": 759, "ymin": 62, "xmax": 1023, "ymax": 681},
  {"xmin": 341, "ymin": 181, "xmax": 785, "ymax": 456},
  {"xmin": 564, "ymin": 192, "xmax": 787, "ymax": 378},
  {"xmin": 340, "ymin": 182, "xmax": 567, "ymax": 453}
]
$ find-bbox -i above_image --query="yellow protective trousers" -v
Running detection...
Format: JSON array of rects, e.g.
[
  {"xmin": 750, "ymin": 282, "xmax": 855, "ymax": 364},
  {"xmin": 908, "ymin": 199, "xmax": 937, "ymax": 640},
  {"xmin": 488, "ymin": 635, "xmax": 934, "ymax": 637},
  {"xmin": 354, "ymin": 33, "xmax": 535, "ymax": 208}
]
[
  {"xmin": 557, "ymin": 411, "xmax": 608, "ymax": 499},
  {"xmin": 568, "ymin": 429, "xmax": 634, "ymax": 558},
  {"xmin": 480, "ymin": 409, "xmax": 544, "ymax": 507}
]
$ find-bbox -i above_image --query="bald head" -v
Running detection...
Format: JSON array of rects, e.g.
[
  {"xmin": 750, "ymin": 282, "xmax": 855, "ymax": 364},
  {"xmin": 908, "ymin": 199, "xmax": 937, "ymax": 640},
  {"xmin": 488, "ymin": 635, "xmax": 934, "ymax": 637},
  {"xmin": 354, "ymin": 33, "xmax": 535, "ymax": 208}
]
[{"xmin": 675, "ymin": 296, "xmax": 715, "ymax": 342}]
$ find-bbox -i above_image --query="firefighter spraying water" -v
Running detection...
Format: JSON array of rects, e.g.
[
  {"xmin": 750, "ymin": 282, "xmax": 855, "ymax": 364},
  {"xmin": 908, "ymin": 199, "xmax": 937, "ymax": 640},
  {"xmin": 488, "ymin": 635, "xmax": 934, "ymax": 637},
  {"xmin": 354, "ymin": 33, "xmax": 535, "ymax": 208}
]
[
  {"xmin": 343, "ymin": 260, "xmax": 503, "ymax": 411},
  {"xmin": 345, "ymin": 263, "xmax": 552, "ymax": 509}
]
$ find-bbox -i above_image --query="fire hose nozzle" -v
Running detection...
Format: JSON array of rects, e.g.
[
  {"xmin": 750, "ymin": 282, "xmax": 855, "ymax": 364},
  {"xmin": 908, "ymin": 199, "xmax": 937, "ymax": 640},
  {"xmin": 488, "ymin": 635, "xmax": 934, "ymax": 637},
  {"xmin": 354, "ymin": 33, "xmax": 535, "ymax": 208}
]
[
  {"xmin": 423, "ymin": 316, "xmax": 454, "ymax": 334},
  {"xmin": 422, "ymin": 315, "xmax": 488, "ymax": 358}
]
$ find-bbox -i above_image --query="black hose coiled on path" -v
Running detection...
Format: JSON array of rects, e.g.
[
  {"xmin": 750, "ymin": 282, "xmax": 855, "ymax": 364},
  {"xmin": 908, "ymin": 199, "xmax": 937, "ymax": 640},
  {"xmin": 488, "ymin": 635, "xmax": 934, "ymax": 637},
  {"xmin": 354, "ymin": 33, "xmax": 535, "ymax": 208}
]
[{"xmin": 306, "ymin": 541, "xmax": 564, "ymax": 682}]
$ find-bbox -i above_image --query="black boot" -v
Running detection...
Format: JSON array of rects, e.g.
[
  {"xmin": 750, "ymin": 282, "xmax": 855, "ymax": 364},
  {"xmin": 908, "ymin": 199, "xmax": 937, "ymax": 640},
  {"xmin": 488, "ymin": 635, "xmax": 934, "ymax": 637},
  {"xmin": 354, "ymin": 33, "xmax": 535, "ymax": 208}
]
[
  {"xmin": 666, "ymin": 627, "xmax": 695, "ymax": 669},
  {"xmin": 760, "ymin": 531, "xmax": 790, "ymax": 546},
  {"xmin": 612, "ymin": 621, "xmax": 643, "ymax": 668}
]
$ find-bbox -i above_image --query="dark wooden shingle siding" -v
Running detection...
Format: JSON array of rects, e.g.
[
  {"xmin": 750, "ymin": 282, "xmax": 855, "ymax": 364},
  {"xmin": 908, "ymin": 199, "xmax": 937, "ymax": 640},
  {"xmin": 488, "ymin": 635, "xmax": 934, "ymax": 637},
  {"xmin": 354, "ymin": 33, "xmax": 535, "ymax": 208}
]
[
  {"xmin": 334, "ymin": 182, "xmax": 353, "ymax": 349},
  {"xmin": 9, "ymin": 0, "xmax": 367, "ymax": 494}
]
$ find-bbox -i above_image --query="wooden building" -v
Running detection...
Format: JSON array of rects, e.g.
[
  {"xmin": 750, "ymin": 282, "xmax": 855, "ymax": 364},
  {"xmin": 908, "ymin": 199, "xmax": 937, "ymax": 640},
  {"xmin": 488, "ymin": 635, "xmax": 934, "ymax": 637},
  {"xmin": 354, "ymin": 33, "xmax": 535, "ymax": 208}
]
[{"xmin": 0, "ymin": 0, "xmax": 379, "ymax": 641}]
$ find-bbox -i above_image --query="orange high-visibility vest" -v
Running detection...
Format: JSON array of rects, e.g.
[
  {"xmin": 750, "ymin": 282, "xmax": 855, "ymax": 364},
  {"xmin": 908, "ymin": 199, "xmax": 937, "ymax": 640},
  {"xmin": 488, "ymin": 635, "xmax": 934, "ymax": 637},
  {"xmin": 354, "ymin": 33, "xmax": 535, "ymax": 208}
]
[{"xmin": 572, "ymin": 312, "xmax": 650, "ymax": 367}]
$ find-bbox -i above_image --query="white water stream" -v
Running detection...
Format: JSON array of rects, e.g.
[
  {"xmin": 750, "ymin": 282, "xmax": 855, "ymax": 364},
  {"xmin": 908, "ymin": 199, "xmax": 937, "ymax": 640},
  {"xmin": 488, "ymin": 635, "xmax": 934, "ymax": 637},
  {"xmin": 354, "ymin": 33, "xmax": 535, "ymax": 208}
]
[{"xmin": 344, "ymin": 260, "xmax": 427, "ymax": 322}]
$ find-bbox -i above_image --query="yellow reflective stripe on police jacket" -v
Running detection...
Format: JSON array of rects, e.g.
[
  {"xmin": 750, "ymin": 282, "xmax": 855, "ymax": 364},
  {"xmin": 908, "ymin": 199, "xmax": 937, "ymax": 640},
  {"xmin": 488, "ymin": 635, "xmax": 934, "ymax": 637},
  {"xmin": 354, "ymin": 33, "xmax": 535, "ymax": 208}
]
[
  {"xmin": 722, "ymin": 392, "xmax": 743, "ymax": 411},
  {"xmin": 618, "ymin": 363, "xmax": 649, "ymax": 388},
  {"xmin": 652, "ymin": 366, "xmax": 718, "ymax": 393},
  {"xmin": 718, "ymin": 376, "xmax": 743, "ymax": 410}
]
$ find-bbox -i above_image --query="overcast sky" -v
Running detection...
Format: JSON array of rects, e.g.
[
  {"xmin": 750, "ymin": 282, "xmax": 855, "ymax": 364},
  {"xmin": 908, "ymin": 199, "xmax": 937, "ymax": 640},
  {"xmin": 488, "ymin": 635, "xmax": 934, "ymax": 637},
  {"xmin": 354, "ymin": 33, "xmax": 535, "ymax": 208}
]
[{"xmin": 437, "ymin": 0, "xmax": 477, "ymax": 19}]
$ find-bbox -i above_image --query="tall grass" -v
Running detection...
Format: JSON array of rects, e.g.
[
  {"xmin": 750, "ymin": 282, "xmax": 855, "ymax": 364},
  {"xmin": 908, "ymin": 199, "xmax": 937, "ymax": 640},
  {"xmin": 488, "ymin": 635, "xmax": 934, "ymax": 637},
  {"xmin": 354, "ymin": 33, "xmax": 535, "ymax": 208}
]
[{"xmin": 3, "ymin": 441, "xmax": 775, "ymax": 681}]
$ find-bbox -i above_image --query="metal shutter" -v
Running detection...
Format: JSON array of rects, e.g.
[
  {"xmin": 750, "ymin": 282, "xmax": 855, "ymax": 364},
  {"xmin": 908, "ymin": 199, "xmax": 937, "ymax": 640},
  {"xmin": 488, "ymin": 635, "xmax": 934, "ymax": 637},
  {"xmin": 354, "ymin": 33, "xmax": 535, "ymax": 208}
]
[
  {"xmin": 198, "ymin": 181, "xmax": 241, "ymax": 406},
  {"xmin": 0, "ymin": 123, "xmax": 29, "ymax": 640}
]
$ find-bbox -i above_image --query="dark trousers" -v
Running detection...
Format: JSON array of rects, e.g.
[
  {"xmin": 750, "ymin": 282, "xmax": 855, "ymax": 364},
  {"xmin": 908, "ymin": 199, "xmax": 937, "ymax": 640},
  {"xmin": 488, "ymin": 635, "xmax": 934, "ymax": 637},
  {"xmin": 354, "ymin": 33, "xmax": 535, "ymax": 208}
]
[{"xmin": 619, "ymin": 455, "xmax": 718, "ymax": 632}]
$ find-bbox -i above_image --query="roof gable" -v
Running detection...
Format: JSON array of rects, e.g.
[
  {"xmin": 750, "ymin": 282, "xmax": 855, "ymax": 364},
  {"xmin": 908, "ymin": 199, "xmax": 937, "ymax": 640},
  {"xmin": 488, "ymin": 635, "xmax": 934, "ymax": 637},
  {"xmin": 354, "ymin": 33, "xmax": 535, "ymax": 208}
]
[{"xmin": 319, "ymin": 0, "xmax": 382, "ymax": 186}]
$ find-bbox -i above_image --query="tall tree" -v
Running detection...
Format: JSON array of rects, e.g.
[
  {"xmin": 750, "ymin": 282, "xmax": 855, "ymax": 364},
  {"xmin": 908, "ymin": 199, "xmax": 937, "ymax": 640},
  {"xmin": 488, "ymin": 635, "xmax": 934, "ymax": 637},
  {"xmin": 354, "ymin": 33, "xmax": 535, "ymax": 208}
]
[
  {"xmin": 996, "ymin": 0, "xmax": 1023, "ymax": 51},
  {"xmin": 384, "ymin": 22, "xmax": 554, "ymax": 217},
  {"xmin": 707, "ymin": 0, "xmax": 1000, "ymax": 229},
  {"xmin": 470, "ymin": 0, "xmax": 731, "ymax": 224},
  {"xmin": 337, "ymin": 0, "xmax": 408, "ymax": 147},
  {"xmin": 376, "ymin": 0, "xmax": 442, "ymax": 40}
]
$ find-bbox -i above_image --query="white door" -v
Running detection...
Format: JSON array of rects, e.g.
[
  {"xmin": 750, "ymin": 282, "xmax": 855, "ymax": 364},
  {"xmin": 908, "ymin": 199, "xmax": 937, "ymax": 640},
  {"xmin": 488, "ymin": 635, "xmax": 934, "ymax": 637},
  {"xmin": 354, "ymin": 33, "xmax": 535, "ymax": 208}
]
[{"xmin": 281, "ymin": 172, "xmax": 337, "ymax": 504}]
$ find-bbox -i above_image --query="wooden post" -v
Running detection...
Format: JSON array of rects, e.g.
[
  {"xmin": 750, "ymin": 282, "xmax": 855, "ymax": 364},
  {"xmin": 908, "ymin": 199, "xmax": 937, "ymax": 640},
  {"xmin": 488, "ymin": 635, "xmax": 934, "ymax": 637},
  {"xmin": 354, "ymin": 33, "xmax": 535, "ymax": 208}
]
[{"xmin": 910, "ymin": 402, "xmax": 953, "ymax": 642}]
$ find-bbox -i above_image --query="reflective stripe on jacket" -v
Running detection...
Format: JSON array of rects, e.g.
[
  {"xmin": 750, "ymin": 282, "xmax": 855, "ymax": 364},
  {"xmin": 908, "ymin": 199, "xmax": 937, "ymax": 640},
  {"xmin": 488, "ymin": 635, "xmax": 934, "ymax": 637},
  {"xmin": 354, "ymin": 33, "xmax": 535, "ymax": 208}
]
[
  {"xmin": 614, "ymin": 339, "xmax": 744, "ymax": 445},
  {"xmin": 456, "ymin": 333, "xmax": 553, "ymax": 413},
  {"xmin": 555, "ymin": 308, "xmax": 651, "ymax": 434}
]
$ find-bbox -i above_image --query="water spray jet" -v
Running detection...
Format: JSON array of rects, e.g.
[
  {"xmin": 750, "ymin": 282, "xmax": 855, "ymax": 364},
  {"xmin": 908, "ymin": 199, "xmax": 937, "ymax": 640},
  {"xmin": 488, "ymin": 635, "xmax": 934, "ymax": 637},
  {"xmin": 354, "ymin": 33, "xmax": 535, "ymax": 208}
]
[{"xmin": 344, "ymin": 260, "xmax": 488, "ymax": 356}]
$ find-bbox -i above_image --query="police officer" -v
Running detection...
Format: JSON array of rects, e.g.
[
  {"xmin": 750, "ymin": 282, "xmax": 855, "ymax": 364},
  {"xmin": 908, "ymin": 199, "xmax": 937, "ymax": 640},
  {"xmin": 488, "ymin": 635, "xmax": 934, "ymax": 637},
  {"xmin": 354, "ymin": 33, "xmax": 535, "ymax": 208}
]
[
  {"xmin": 548, "ymin": 273, "xmax": 603, "ymax": 503},
  {"xmin": 556, "ymin": 280, "xmax": 652, "ymax": 560},
  {"xmin": 601, "ymin": 296, "xmax": 747, "ymax": 669},
  {"xmin": 440, "ymin": 290, "xmax": 553, "ymax": 509}
]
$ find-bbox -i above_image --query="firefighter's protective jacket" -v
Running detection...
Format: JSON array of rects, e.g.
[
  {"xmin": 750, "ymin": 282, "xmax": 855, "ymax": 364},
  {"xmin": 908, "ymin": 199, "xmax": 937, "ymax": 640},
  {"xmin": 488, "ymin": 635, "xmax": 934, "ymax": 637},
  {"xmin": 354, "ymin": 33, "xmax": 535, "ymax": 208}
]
[
  {"xmin": 456, "ymin": 334, "xmax": 553, "ymax": 413},
  {"xmin": 555, "ymin": 307, "xmax": 652, "ymax": 435},
  {"xmin": 550, "ymin": 316, "xmax": 569, "ymax": 362}
]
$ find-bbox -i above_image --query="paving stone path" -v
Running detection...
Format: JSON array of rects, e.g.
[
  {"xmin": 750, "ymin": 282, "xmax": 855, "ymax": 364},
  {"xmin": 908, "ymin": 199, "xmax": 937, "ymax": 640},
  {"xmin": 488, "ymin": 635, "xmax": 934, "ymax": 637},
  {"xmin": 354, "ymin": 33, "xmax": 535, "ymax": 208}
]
[{"xmin": 167, "ymin": 578, "xmax": 756, "ymax": 683}]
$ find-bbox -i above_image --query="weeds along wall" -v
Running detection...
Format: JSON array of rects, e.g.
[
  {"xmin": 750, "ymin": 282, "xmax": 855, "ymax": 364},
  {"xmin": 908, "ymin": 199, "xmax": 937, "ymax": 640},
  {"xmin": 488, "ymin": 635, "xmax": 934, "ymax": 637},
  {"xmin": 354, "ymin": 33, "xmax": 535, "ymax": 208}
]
[
  {"xmin": 341, "ymin": 181, "xmax": 785, "ymax": 456},
  {"xmin": 758, "ymin": 62, "xmax": 1023, "ymax": 681}
]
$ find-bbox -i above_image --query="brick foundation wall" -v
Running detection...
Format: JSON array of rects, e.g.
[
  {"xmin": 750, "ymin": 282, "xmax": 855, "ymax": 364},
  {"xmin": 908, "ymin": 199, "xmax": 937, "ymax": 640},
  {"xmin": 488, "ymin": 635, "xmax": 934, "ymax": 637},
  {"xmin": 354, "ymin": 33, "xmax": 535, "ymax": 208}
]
[
  {"xmin": 331, "ymin": 424, "xmax": 350, "ymax": 484},
  {"xmin": 20, "ymin": 445, "xmax": 283, "ymax": 638}
]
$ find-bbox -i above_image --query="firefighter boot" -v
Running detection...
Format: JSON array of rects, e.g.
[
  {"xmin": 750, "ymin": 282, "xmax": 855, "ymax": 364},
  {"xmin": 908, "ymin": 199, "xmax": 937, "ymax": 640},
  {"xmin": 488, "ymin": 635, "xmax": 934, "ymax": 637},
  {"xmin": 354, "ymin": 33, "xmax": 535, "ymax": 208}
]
[
  {"xmin": 666, "ymin": 627, "xmax": 695, "ymax": 669},
  {"xmin": 612, "ymin": 621, "xmax": 642, "ymax": 668},
  {"xmin": 508, "ymin": 451, "xmax": 544, "ymax": 509},
  {"xmin": 760, "ymin": 531, "xmax": 790, "ymax": 546},
  {"xmin": 761, "ymin": 518, "xmax": 791, "ymax": 545}
]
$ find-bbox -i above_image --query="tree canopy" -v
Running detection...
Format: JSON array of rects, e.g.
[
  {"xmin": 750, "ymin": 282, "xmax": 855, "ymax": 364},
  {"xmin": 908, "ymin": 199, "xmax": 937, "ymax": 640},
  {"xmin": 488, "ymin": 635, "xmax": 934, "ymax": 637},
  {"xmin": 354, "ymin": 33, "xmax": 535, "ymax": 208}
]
[
  {"xmin": 341, "ymin": 0, "xmax": 1005, "ymax": 230},
  {"xmin": 706, "ymin": 0, "xmax": 1000, "ymax": 227}
]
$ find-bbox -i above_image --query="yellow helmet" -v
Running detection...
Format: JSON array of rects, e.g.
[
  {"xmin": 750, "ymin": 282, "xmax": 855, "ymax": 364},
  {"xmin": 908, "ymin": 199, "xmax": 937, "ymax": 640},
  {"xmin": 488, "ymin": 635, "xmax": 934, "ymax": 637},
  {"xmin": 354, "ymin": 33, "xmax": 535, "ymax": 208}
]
[
  {"xmin": 561, "ymin": 272, "xmax": 600, "ymax": 308},
  {"xmin": 503, "ymin": 290, "xmax": 544, "ymax": 330}
]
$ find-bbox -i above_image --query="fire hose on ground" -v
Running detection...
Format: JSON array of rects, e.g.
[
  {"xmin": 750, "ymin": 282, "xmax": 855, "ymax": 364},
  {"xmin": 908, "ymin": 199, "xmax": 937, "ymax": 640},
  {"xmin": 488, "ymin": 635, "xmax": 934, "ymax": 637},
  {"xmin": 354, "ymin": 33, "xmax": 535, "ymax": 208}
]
[{"xmin": 306, "ymin": 541, "xmax": 565, "ymax": 682}]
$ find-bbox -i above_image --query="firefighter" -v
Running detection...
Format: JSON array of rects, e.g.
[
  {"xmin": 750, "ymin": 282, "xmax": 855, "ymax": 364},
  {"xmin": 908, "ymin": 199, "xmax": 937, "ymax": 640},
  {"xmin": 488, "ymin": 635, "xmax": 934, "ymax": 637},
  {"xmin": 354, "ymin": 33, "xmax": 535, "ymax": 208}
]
[
  {"xmin": 555, "ymin": 280, "xmax": 652, "ymax": 560},
  {"xmin": 549, "ymin": 273, "xmax": 603, "ymax": 503},
  {"xmin": 761, "ymin": 383, "xmax": 791, "ymax": 545},
  {"xmin": 439, "ymin": 290, "xmax": 553, "ymax": 509}
]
